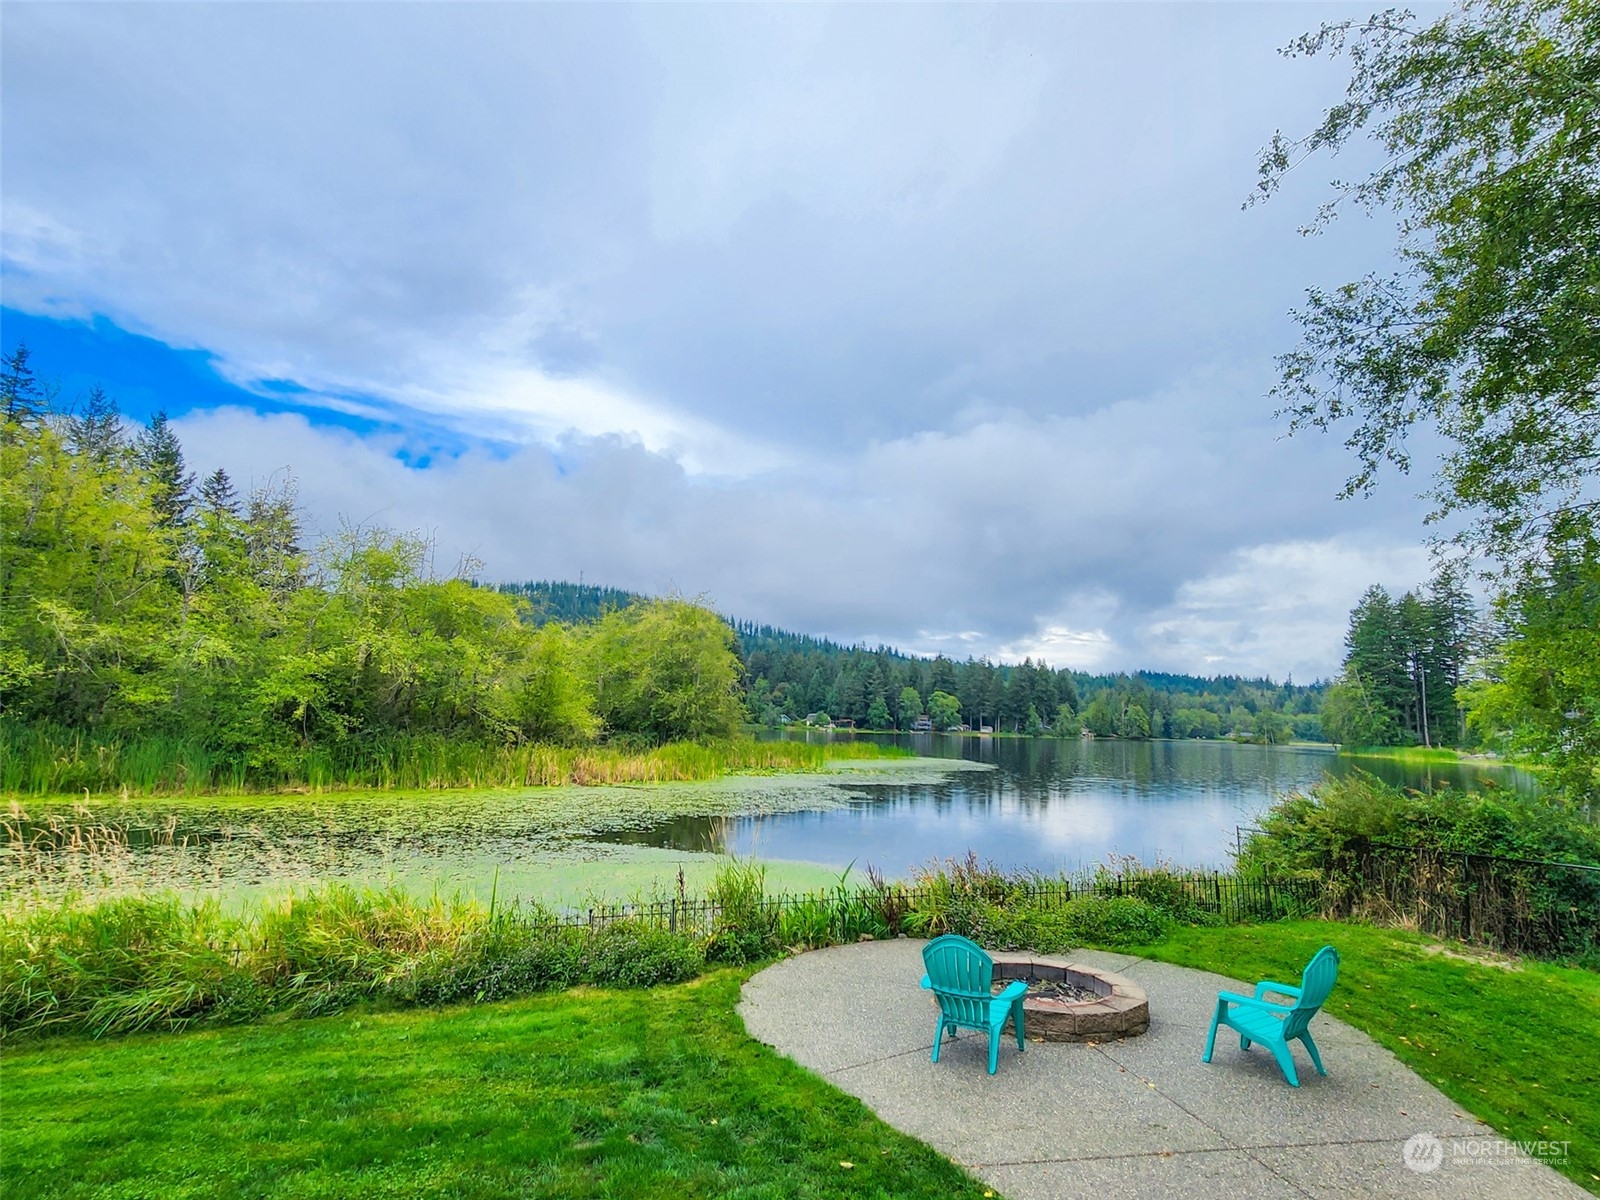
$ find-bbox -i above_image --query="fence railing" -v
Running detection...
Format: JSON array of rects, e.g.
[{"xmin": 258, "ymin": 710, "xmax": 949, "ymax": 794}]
[{"xmin": 552, "ymin": 869, "xmax": 1323, "ymax": 937}]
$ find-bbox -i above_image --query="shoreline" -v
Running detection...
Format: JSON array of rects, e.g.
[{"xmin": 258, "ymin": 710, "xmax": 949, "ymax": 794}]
[{"xmin": 0, "ymin": 738, "xmax": 916, "ymax": 805}]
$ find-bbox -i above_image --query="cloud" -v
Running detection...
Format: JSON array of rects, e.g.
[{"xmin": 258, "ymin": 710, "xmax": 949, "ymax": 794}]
[
  {"xmin": 3, "ymin": 3, "xmax": 1394, "ymax": 455},
  {"xmin": 174, "ymin": 369, "xmax": 1431, "ymax": 679},
  {"xmin": 6, "ymin": 4, "xmax": 1444, "ymax": 676},
  {"xmin": 1136, "ymin": 539, "xmax": 1433, "ymax": 680}
]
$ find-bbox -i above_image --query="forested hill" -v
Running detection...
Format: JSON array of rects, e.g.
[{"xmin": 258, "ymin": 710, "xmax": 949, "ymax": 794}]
[
  {"xmin": 498, "ymin": 581, "xmax": 1329, "ymax": 742},
  {"xmin": 499, "ymin": 581, "xmax": 645, "ymax": 625}
]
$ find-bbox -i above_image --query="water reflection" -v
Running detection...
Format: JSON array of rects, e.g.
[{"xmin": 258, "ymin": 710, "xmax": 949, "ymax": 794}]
[{"xmin": 600, "ymin": 735, "xmax": 1535, "ymax": 874}]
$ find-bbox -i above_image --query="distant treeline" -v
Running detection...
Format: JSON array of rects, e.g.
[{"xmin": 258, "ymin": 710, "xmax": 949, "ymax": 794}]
[{"xmin": 502, "ymin": 581, "xmax": 1329, "ymax": 742}]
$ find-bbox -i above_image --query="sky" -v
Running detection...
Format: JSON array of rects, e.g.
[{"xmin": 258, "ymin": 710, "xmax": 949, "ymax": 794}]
[{"xmin": 0, "ymin": 3, "xmax": 1450, "ymax": 680}]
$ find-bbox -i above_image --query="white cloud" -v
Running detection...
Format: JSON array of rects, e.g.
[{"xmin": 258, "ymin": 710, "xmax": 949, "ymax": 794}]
[
  {"xmin": 1138, "ymin": 538, "xmax": 1434, "ymax": 680},
  {"xmin": 174, "ymin": 388, "xmax": 1430, "ymax": 678}
]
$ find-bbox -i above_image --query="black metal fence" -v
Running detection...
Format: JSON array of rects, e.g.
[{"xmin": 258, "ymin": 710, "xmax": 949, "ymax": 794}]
[
  {"xmin": 1233, "ymin": 825, "xmax": 1600, "ymax": 958},
  {"xmin": 550, "ymin": 844, "xmax": 1599, "ymax": 959},
  {"xmin": 1316, "ymin": 839, "xmax": 1600, "ymax": 958},
  {"xmin": 552, "ymin": 869, "xmax": 1323, "ymax": 937}
]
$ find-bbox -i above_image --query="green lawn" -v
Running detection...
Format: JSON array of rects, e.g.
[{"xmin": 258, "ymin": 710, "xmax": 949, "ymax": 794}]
[
  {"xmin": 1130, "ymin": 921, "xmax": 1600, "ymax": 1193},
  {"xmin": 0, "ymin": 971, "xmax": 988, "ymax": 1200}
]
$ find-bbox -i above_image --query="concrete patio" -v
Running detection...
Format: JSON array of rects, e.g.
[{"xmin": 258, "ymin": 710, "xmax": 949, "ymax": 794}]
[{"xmin": 739, "ymin": 939, "xmax": 1588, "ymax": 1200}]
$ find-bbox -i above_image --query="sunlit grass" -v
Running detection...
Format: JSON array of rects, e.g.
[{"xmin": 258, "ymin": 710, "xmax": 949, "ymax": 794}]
[
  {"xmin": 1128, "ymin": 921, "xmax": 1600, "ymax": 1194},
  {"xmin": 0, "ymin": 971, "xmax": 990, "ymax": 1200},
  {"xmin": 1337, "ymin": 745, "xmax": 1476, "ymax": 764}
]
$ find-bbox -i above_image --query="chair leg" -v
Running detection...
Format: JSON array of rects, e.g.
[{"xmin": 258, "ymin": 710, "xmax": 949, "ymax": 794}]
[
  {"xmin": 1300, "ymin": 1030, "xmax": 1327, "ymax": 1077},
  {"xmin": 1203, "ymin": 1004, "xmax": 1221, "ymax": 1064},
  {"xmin": 1269, "ymin": 1040, "xmax": 1300, "ymax": 1087},
  {"xmin": 930, "ymin": 1017, "xmax": 945, "ymax": 1064},
  {"xmin": 1013, "ymin": 1000, "xmax": 1026, "ymax": 1051},
  {"xmin": 1240, "ymin": 1034, "xmax": 1252, "ymax": 1051},
  {"xmin": 988, "ymin": 1030, "xmax": 1000, "ymax": 1075}
]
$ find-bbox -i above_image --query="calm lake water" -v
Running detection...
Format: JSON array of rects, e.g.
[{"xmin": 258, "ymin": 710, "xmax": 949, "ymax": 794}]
[
  {"xmin": 609, "ymin": 733, "xmax": 1534, "ymax": 874},
  {"xmin": 4, "ymin": 736, "xmax": 1533, "ymax": 906}
]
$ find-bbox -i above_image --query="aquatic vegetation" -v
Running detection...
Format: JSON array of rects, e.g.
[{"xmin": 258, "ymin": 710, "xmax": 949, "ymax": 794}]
[{"xmin": 0, "ymin": 723, "xmax": 909, "ymax": 798}]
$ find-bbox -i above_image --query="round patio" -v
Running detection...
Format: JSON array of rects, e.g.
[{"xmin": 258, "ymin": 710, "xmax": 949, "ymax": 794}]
[{"xmin": 739, "ymin": 939, "xmax": 1585, "ymax": 1200}]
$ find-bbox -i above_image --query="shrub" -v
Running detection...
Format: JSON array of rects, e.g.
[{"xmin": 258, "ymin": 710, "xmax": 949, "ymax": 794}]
[
  {"xmin": 581, "ymin": 921, "xmax": 704, "ymax": 987},
  {"xmin": 1123, "ymin": 871, "xmax": 1222, "ymax": 926},
  {"xmin": 1239, "ymin": 772, "xmax": 1600, "ymax": 959},
  {"xmin": 1057, "ymin": 896, "xmax": 1166, "ymax": 947}
]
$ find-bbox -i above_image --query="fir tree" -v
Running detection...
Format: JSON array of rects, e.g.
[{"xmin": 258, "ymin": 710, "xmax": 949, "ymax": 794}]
[
  {"xmin": 136, "ymin": 411, "xmax": 195, "ymax": 528},
  {"xmin": 66, "ymin": 385, "xmax": 124, "ymax": 465},
  {"xmin": 1, "ymin": 343, "xmax": 47, "ymax": 427}
]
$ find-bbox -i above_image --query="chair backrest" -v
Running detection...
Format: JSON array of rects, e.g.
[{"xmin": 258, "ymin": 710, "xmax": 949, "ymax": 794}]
[
  {"xmin": 923, "ymin": 934, "xmax": 997, "ymax": 1027},
  {"xmin": 1283, "ymin": 944, "xmax": 1340, "ymax": 1039}
]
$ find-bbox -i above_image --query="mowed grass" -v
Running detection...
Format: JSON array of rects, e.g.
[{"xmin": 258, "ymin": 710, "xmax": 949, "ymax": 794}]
[
  {"xmin": 0, "ymin": 970, "xmax": 987, "ymax": 1200},
  {"xmin": 1131, "ymin": 921, "xmax": 1600, "ymax": 1194}
]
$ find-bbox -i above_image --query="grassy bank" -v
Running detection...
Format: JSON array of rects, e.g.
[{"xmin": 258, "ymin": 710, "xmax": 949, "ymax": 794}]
[
  {"xmin": 0, "ymin": 863, "xmax": 1189, "ymax": 1040},
  {"xmin": 0, "ymin": 970, "xmax": 989, "ymax": 1200},
  {"xmin": 1133, "ymin": 921, "xmax": 1600, "ymax": 1193},
  {"xmin": 0, "ymin": 724, "xmax": 909, "ymax": 798},
  {"xmin": 1337, "ymin": 745, "xmax": 1490, "ymax": 765}
]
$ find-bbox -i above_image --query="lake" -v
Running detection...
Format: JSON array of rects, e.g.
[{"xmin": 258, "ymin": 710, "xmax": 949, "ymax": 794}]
[{"xmin": 3, "ymin": 735, "xmax": 1533, "ymax": 907}]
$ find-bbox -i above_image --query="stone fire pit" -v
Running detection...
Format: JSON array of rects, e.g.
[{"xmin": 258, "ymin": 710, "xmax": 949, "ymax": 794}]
[{"xmin": 989, "ymin": 953, "xmax": 1149, "ymax": 1041}]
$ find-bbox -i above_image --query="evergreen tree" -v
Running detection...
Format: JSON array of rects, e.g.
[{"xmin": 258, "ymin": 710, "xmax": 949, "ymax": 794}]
[
  {"xmin": 136, "ymin": 412, "xmax": 195, "ymax": 528},
  {"xmin": 1424, "ymin": 569, "xmax": 1476, "ymax": 745},
  {"xmin": 0, "ymin": 343, "xmax": 47, "ymax": 428},
  {"xmin": 66, "ymin": 385, "xmax": 123, "ymax": 465},
  {"xmin": 1343, "ymin": 586, "xmax": 1412, "ymax": 743},
  {"xmin": 199, "ymin": 468, "xmax": 241, "ymax": 519}
]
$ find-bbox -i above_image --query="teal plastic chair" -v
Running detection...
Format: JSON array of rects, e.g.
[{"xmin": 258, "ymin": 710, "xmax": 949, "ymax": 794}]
[
  {"xmin": 920, "ymin": 934, "xmax": 1027, "ymax": 1075},
  {"xmin": 1202, "ymin": 944, "xmax": 1340, "ymax": 1087}
]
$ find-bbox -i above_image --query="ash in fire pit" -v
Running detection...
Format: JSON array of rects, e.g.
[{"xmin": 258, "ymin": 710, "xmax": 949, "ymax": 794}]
[{"xmin": 997, "ymin": 975, "xmax": 1102, "ymax": 1004}]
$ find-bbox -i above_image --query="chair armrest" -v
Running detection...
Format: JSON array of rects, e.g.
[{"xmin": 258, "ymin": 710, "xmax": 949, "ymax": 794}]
[
  {"xmin": 1217, "ymin": 990, "xmax": 1291, "ymax": 1013},
  {"xmin": 995, "ymin": 980, "xmax": 1028, "ymax": 1003},
  {"xmin": 920, "ymin": 974, "xmax": 932, "ymax": 990},
  {"xmin": 1254, "ymin": 980, "xmax": 1302, "ymax": 1001}
]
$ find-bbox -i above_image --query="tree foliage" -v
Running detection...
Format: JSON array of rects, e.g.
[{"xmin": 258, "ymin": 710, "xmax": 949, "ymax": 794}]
[
  {"xmin": 1259, "ymin": 0, "xmax": 1600, "ymax": 564},
  {"xmin": 1264, "ymin": 0, "xmax": 1599, "ymax": 798},
  {"xmin": 1461, "ymin": 537, "xmax": 1600, "ymax": 802},
  {"xmin": 1332, "ymin": 575, "xmax": 1475, "ymax": 746},
  {"xmin": 0, "ymin": 351, "xmax": 748, "ymax": 779},
  {"xmin": 731, "ymin": 621, "xmax": 1321, "ymax": 739}
]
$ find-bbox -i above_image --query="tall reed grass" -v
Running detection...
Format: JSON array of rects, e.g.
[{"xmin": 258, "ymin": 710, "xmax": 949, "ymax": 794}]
[
  {"xmin": 0, "ymin": 881, "xmax": 712, "ymax": 1040},
  {"xmin": 0, "ymin": 723, "xmax": 911, "ymax": 798},
  {"xmin": 1, "ymin": 855, "xmax": 1196, "ymax": 1041}
]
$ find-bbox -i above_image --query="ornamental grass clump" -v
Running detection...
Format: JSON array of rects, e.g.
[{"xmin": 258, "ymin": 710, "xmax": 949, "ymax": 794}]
[
  {"xmin": 704, "ymin": 859, "xmax": 780, "ymax": 964},
  {"xmin": 0, "ymin": 884, "xmax": 703, "ymax": 1041}
]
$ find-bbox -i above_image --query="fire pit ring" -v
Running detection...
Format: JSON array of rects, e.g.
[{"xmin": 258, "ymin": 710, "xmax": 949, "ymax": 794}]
[{"xmin": 989, "ymin": 954, "xmax": 1149, "ymax": 1042}]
